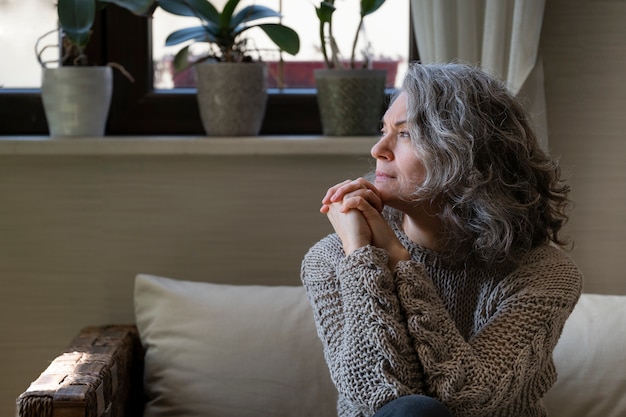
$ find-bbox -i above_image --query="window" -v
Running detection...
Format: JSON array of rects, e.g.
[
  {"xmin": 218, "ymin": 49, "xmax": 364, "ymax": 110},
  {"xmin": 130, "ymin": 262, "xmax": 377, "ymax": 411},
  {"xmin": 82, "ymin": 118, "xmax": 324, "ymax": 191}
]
[
  {"xmin": 0, "ymin": 0, "xmax": 57, "ymax": 88},
  {"xmin": 0, "ymin": 1, "xmax": 417, "ymax": 135}
]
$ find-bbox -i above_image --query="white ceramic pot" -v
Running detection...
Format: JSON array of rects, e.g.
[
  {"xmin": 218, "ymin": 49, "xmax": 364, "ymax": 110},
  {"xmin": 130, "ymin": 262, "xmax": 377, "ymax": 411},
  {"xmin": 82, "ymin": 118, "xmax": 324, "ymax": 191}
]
[{"xmin": 41, "ymin": 66, "xmax": 113, "ymax": 137}]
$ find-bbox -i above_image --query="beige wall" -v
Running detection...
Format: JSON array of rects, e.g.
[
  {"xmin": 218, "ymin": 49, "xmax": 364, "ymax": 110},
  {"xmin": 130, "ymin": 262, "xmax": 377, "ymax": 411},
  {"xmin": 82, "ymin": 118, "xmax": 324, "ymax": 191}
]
[
  {"xmin": 542, "ymin": 0, "xmax": 626, "ymax": 295},
  {"xmin": 2, "ymin": 0, "xmax": 626, "ymax": 415},
  {"xmin": 0, "ymin": 153, "xmax": 373, "ymax": 416}
]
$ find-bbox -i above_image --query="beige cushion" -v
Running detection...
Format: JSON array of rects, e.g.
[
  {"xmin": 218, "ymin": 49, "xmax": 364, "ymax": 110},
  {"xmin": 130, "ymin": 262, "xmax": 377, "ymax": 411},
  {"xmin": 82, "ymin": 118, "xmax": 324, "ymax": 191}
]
[
  {"xmin": 544, "ymin": 293, "xmax": 626, "ymax": 417},
  {"xmin": 134, "ymin": 273, "xmax": 337, "ymax": 417}
]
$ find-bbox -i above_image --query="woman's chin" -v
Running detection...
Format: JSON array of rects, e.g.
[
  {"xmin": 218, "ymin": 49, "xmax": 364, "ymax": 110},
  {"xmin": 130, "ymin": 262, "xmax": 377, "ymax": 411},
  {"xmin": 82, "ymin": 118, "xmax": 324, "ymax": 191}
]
[{"xmin": 376, "ymin": 189, "xmax": 397, "ymax": 206}]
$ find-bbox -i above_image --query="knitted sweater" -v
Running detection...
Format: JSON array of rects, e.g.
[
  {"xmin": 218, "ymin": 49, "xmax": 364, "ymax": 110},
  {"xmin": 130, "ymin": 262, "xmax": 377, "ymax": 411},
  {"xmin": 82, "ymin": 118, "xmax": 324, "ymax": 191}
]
[{"xmin": 300, "ymin": 209, "xmax": 583, "ymax": 417}]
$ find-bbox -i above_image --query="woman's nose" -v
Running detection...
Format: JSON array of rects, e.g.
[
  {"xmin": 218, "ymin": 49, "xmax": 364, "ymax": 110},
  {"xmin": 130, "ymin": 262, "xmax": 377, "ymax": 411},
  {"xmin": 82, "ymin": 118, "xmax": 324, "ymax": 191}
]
[{"xmin": 371, "ymin": 135, "xmax": 393, "ymax": 160}]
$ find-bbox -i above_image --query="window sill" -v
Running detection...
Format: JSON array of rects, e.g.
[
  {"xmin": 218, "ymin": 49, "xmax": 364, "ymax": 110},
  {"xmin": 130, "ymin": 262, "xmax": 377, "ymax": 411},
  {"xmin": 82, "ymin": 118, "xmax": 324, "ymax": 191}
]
[{"xmin": 0, "ymin": 136, "xmax": 378, "ymax": 156}]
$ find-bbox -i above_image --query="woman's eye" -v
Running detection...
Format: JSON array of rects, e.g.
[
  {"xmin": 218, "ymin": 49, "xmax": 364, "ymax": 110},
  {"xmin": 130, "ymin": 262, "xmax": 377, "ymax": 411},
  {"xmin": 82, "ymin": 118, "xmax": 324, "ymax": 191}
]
[{"xmin": 380, "ymin": 128, "xmax": 410, "ymax": 139}]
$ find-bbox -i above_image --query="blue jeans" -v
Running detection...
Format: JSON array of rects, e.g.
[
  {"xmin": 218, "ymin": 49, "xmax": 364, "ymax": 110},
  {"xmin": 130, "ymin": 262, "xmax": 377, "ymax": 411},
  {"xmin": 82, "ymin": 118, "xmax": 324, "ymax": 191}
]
[{"xmin": 373, "ymin": 395, "xmax": 453, "ymax": 417}]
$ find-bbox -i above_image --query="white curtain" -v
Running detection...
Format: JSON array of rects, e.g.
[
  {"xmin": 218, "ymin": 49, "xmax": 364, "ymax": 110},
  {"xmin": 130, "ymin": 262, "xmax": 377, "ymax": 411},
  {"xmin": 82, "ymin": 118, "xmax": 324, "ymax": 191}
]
[{"xmin": 410, "ymin": 0, "xmax": 548, "ymax": 150}]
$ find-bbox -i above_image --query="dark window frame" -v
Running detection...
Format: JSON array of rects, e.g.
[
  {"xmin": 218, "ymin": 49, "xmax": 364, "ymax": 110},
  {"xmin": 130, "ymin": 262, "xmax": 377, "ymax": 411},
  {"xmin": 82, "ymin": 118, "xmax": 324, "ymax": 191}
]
[{"xmin": 0, "ymin": 6, "xmax": 418, "ymax": 135}]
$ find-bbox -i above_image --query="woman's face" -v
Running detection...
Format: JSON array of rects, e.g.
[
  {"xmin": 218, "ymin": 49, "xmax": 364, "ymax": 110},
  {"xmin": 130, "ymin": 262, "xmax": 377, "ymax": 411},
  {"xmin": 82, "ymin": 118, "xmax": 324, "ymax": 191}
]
[{"xmin": 371, "ymin": 92, "xmax": 426, "ymax": 208}]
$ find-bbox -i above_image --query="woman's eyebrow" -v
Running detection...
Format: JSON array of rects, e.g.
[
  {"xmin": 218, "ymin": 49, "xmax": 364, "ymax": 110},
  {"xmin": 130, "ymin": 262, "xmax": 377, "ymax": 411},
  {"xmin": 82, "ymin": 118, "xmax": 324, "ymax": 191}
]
[{"xmin": 381, "ymin": 119, "xmax": 407, "ymax": 127}]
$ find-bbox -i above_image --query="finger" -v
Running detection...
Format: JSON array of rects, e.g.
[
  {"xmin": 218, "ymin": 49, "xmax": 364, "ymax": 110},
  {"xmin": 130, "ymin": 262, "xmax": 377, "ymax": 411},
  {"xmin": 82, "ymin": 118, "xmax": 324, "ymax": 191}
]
[
  {"xmin": 342, "ymin": 197, "xmax": 399, "ymax": 248},
  {"xmin": 324, "ymin": 203, "xmax": 372, "ymax": 255},
  {"xmin": 330, "ymin": 179, "xmax": 366, "ymax": 202},
  {"xmin": 341, "ymin": 195, "xmax": 375, "ymax": 214},
  {"xmin": 343, "ymin": 188, "xmax": 384, "ymax": 213},
  {"xmin": 330, "ymin": 178, "xmax": 380, "ymax": 203},
  {"xmin": 322, "ymin": 180, "xmax": 352, "ymax": 204}
]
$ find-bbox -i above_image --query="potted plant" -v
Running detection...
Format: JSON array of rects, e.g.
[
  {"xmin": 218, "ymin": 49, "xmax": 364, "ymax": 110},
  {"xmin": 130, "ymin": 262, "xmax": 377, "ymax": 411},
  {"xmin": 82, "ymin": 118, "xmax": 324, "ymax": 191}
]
[
  {"xmin": 157, "ymin": 0, "xmax": 300, "ymax": 136},
  {"xmin": 314, "ymin": 0, "xmax": 388, "ymax": 136},
  {"xmin": 35, "ymin": 0, "xmax": 157, "ymax": 137}
]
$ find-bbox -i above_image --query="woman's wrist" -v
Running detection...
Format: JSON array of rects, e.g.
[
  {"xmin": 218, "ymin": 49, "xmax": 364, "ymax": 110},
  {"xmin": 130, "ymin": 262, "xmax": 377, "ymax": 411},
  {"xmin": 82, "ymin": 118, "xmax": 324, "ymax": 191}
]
[
  {"xmin": 387, "ymin": 245, "xmax": 411, "ymax": 272},
  {"xmin": 343, "ymin": 239, "xmax": 371, "ymax": 256}
]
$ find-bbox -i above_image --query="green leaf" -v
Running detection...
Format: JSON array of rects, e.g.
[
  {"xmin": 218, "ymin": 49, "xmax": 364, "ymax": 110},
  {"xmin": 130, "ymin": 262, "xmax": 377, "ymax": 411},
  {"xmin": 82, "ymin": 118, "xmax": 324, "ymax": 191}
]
[
  {"xmin": 257, "ymin": 24, "xmax": 300, "ymax": 56},
  {"xmin": 165, "ymin": 26, "xmax": 216, "ymax": 46},
  {"xmin": 57, "ymin": 0, "xmax": 95, "ymax": 47},
  {"xmin": 361, "ymin": 0, "xmax": 385, "ymax": 17},
  {"xmin": 99, "ymin": 0, "xmax": 156, "ymax": 16},
  {"xmin": 231, "ymin": 5, "xmax": 281, "ymax": 27},
  {"xmin": 157, "ymin": 0, "xmax": 196, "ymax": 16},
  {"xmin": 160, "ymin": 0, "xmax": 299, "ymax": 61},
  {"xmin": 158, "ymin": 0, "xmax": 220, "ymax": 24},
  {"xmin": 172, "ymin": 45, "xmax": 190, "ymax": 72},
  {"xmin": 316, "ymin": 1, "xmax": 336, "ymax": 24},
  {"xmin": 189, "ymin": 0, "xmax": 220, "ymax": 24},
  {"xmin": 220, "ymin": 0, "xmax": 241, "ymax": 28}
]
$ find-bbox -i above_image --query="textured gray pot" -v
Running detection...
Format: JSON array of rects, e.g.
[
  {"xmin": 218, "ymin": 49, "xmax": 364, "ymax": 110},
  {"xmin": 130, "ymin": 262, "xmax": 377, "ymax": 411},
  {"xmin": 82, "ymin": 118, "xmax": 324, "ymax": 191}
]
[
  {"xmin": 41, "ymin": 66, "xmax": 113, "ymax": 137},
  {"xmin": 314, "ymin": 69, "xmax": 387, "ymax": 136},
  {"xmin": 194, "ymin": 62, "xmax": 268, "ymax": 136}
]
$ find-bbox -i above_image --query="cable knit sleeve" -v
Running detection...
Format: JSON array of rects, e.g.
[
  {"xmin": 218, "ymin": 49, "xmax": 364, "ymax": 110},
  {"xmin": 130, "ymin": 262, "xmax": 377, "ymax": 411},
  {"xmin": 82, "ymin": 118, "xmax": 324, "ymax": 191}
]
[
  {"xmin": 301, "ymin": 236, "xmax": 424, "ymax": 416},
  {"xmin": 393, "ymin": 246, "xmax": 583, "ymax": 417}
]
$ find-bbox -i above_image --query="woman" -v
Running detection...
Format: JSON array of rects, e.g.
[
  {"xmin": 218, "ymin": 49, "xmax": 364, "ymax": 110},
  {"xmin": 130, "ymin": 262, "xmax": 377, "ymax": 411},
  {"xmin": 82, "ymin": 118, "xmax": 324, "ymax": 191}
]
[{"xmin": 300, "ymin": 63, "xmax": 583, "ymax": 417}]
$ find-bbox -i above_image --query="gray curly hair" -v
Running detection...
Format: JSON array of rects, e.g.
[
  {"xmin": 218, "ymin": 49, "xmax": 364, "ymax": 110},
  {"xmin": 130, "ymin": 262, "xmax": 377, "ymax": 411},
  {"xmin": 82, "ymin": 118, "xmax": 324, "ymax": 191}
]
[{"xmin": 401, "ymin": 63, "xmax": 571, "ymax": 264}]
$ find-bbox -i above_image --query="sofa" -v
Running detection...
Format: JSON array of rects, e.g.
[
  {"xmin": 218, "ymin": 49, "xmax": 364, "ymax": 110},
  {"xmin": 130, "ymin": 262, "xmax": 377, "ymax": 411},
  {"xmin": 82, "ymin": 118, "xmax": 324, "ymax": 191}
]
[{"xmin": 16, "ymin": 274, "xmax": 626, "ymax": 417}]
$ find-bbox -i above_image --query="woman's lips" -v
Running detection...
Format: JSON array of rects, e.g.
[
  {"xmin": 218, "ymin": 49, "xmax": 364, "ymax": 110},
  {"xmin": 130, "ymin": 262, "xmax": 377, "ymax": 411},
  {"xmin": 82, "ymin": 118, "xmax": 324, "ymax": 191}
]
[{"xmin": 375, "ymin": 170, "xmax": 394, "ymax": 181}]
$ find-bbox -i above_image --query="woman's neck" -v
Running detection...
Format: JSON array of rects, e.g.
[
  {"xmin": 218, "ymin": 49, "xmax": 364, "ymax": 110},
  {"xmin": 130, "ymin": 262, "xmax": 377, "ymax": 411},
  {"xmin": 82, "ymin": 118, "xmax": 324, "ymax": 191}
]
[{"xmin": 400, "ymin": 204, "xmax": 443, "ymax": 251}]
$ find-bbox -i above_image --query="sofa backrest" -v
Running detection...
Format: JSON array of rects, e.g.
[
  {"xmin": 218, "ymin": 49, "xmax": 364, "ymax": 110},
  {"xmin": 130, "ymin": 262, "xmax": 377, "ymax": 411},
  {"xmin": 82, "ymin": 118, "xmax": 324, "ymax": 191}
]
[
  {"xmin": 544, "ymin": 293, "xmax": 626, "ymax": 417},
  {"xmin": 134, "ymin": 274, "xmax": 626, "ymax": 417}
]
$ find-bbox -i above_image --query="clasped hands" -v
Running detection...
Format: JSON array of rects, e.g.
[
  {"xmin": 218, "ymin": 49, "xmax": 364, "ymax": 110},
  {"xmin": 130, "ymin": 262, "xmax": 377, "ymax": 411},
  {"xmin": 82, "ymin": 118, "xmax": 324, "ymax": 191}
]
[{"xmin": 321, "ymin": 178, "xmax": 410, "ymax": 271}]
